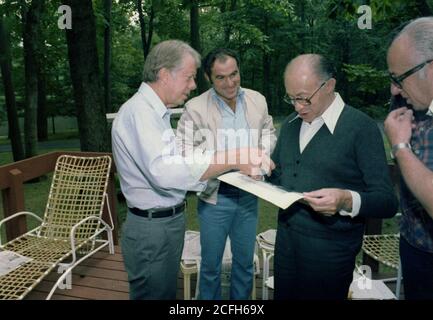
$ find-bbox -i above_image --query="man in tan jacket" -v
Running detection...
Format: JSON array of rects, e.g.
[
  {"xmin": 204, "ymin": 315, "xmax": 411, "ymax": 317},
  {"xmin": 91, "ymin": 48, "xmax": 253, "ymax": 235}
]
[{"xmin": 177, "ymin": 48, "xmax": 276, "ymax": 299}]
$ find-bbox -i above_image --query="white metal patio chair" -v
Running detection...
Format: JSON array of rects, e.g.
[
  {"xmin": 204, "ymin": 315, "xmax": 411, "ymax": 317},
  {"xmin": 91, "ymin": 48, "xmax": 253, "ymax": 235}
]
[
  {"xmin": 256, "ymin": 229, "xmax": 276, "ymax": 300},
  {"xmin": 0, "ymin": 155, "xmax": 114, "ymax": 300},
  {"xmin": 361, "ymin": 164, "xmax": 402, "ymax": 299},
  {"xmin": 362, "ymin": 233, "xmax": 402, "ymax": 299},
  {"xmin": 181, "ymin": 230, "xmax": 260, "ymax": 300}
]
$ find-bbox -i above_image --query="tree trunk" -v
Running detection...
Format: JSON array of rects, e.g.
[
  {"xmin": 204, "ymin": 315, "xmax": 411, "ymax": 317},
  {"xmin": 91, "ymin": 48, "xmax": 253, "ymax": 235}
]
[
  {"xmin": 22, "ymin": 0, "xmax": 44, "ymax": 158},
  {"xmin": 299, "ymin": 0, "xmax": 305, "ymax": 51},
  {"xmin": 189, "ymin": 0, "xmax": 207, "ymax": 93},
  {"xmin": 37, "ymin": 41, "xmax": 48, "ymax": 141},
  {"xmin": 0, "ymin": 18, "xmax": 24, "ymax": 161},
  {"xmin": 221, "ymin": 0, "xmax": 237, "ymax": 45},
  {"xmin": 340, "ymin": 22, "xmax": 350, "ymax": 99},
  {"xmin": 103, "ymin": 0, "xmax": 112, "ymax": 113},
  {"xmin": 64, "ymin": 0, "xmax": 109, "ymax": 152},
  {"xmin": 137, "ymin": 0, "xmax": 154, "ymax": 61},
  {"xmin": 262, "ymin": 14, "xmax": 272, "ymax": 112}
]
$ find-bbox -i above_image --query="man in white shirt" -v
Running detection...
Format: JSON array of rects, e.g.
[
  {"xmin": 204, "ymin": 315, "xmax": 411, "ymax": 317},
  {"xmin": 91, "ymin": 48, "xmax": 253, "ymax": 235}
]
[
  {"xmin": 111, "ymin": 40, "xmax": 273, "ymax": 299},
  {"xmin": 269, "ymin": 54, "xmax": 397, "ymax": 299}
]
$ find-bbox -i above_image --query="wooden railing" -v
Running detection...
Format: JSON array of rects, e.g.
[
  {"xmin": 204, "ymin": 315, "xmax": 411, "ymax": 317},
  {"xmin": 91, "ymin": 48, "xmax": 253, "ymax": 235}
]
[{"xmin": 0, "ymin": 151, "xmax": 119, "ymax": 244}]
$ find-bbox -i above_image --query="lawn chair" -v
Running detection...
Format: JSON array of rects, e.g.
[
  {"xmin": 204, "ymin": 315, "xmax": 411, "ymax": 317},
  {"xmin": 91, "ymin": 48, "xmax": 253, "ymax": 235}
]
[
  {"xmin": 0, "ymin": 155, "xmax": 114, "ymax": 300},
  {"xmin": 181, "ymin": 230, "xmax": 260, "ymax": 300},
  {"xmin": 361, "ymin": 233, "xmax": 402, "ymax": 299},
  {"xmin": 256, "ymin": 229, "xmax": 276, "ymax": 300},
  {"xmin": 361, "ymin": 164, "xmax": 403, "ymax": 299}
]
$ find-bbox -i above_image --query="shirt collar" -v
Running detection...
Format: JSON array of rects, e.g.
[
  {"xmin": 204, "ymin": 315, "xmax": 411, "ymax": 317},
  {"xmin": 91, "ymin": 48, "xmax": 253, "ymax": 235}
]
[
  {"xmin": 138, "ymin": 82, "xmax": 170, "ymax": 119},
  {"xmin": 426, "ymin": 99, "xmax": 433, "ymax": 116},
  {"xmin": 318, "ymin": 93, "xmax": 345, "ymax": 134},
  {"xmin": 211, "ymin": 87, "xmax": 245, "ymax": 106}
]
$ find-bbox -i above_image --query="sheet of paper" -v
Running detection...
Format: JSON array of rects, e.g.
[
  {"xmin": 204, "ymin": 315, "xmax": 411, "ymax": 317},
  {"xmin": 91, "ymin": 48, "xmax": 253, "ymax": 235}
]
[
  {"xmin": 217, "ymin": 171, "xmax": 304, "ymax": 209},
  {"xmin": 0, "ymin": 250, "xmax": 33, "ymax": 277}
]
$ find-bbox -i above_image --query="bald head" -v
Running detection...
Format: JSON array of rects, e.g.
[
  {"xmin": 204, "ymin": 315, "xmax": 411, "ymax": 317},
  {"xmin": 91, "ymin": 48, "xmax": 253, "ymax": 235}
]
[
  {"xmin": 283, "ymin": 54, "xmax": 337, "ymax": 123},
  {"xmin": 284, "ymin": 54, "xmax": 334, "ymax": 84}
]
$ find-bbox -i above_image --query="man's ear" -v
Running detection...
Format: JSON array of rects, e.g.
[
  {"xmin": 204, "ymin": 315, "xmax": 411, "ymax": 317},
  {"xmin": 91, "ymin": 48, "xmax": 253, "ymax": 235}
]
[
  {"xmin": 158, "ymin": 68, "xmax": 170, "ymax": 84},
  {"xmin": 326, "ymin": 78, "xmax": 336, "ymax": 93}
]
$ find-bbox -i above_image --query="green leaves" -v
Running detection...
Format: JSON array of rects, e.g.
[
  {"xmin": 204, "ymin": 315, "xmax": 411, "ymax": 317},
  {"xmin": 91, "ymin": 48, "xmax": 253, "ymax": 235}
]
[{"xmin": 342, "ymin": 63, "xmax": 388, "ymax": 95}]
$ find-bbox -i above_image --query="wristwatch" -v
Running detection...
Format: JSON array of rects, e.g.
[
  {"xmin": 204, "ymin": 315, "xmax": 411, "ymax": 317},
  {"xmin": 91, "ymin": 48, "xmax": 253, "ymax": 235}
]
[{"xmin": 390, "ymin": 142, "xmax": 412, "ymax": 159}]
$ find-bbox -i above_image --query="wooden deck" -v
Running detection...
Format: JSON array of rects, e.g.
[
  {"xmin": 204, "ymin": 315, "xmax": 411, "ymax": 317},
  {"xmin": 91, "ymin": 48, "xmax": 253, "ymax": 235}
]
[
  {"xmin": 25, "ymin": 246, "xmax": 129, "ymax": 300},
  {"xmin": 23, "ymin": 244, "xmax": 402, "ymax": 300},
  {"xmin": 24, "ymin": 245, "xmax": 274, "ymax": 300}
]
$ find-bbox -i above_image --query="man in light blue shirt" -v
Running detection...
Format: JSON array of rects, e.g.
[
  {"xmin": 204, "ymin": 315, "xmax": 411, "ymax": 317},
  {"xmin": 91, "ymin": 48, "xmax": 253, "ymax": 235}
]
[
  {"xmin": 177, "ymin": 48, "xmax": 276, "ymax": 299},
  {"xmin": 111, "ymin": 40, "xmax": 273, "ymax": 300}
]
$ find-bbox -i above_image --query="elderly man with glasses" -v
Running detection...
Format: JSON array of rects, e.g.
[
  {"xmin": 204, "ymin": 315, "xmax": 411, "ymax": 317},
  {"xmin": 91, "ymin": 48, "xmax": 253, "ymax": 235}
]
[
  {"xmin": 268, "ymin": 54, "xmax": 398, "ymax": 299},
  {"xmin": 384, "ymin": 17, "xmax": 433, "ymax": 300}
]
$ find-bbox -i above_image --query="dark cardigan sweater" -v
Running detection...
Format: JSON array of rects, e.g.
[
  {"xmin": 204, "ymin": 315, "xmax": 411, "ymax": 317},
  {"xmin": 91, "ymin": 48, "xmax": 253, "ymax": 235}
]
[{"xmin": 270, "ymin": 105, "xmax": 398, "ymax": 240}]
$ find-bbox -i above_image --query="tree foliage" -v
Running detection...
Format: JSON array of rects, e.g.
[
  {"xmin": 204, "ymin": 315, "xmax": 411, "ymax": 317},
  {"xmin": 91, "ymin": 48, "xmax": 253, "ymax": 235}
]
[{"xmin": 1, "ymin": 0, "xmax": 432, "ymax": 154}]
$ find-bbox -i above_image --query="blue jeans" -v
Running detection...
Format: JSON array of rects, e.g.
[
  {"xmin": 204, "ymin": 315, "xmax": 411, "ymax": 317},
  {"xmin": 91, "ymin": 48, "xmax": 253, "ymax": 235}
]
[{"xmin": 198, "ymin": 183, "xmax": 258, "ymax": 300}]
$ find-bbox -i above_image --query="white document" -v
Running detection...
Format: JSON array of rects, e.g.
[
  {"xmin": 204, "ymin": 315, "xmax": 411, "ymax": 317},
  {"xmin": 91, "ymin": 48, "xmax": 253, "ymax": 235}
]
[
  {"xmin": 217, "ymin": 171, "xmax": 304, "ymax": 209},
  {"xmin": 0, "ymin": 250, "xmax": 33, "ymax": 277}
]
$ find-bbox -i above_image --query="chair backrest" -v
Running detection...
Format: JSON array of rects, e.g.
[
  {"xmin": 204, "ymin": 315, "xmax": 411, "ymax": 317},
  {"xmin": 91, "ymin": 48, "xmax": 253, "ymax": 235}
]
[
  {"xmin": 38, "ymin": 155, "xmax": 112, "ymax": 241},
  {"xmin": 182, "ymin": 230, "xmax": 232, "ymax": 264}
]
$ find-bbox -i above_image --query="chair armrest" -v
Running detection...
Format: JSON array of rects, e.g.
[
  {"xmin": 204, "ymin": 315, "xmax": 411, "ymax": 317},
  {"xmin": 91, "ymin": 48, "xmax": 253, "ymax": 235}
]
[
  {"xmin": 0, "ymin": 211, "xmax": 43, "ymax": 246},
  {"xmin": 68, "ymin": 215, "xmax": 113, "ymax": 264}
]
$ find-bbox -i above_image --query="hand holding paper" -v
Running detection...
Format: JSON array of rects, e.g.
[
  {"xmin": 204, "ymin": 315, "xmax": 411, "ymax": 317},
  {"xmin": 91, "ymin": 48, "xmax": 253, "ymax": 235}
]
[
  {"xmin": 218, "ymin": 171, "xmax": 303, "ymax": 209},
  {"xmin": 303, "ymin": 188, "xmax": 353, "ymax": 216},
  {"xmin": 237, "ymin": 148, "xmax": 275, "ymax": 178}
]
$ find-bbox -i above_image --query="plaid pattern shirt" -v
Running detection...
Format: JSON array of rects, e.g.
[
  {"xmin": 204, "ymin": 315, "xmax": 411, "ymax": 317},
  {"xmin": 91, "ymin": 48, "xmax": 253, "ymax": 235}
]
[{"xmin": 400, "ymin": 113, "xmax": 433, "ymax": 253}]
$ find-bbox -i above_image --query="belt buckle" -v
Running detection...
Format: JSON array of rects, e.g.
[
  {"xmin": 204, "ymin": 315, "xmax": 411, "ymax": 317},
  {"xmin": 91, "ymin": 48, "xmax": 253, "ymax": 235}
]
[{"xmin": 147, "ymin": 207, "xmax": 159, "ymax": 219}]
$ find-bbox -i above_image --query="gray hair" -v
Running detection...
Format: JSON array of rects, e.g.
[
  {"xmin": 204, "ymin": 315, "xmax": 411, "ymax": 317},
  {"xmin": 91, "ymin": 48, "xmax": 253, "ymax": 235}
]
[
  {"xmin": 142, "ymin": 40, "xmax": 201, "ymax": 82},
  {"xmin": 312, "ymin": 55, "xmax": 335, "ymax": 82},
  {"xmin": 395, "ymin": 17, "xmax": 433, "ymax": 63}
]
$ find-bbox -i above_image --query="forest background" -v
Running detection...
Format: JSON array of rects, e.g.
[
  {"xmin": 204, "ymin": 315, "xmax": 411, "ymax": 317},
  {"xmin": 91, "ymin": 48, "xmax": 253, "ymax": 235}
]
[{"xmin": 0, "ymin": 0, "xmax": 432, "ymax": 161}]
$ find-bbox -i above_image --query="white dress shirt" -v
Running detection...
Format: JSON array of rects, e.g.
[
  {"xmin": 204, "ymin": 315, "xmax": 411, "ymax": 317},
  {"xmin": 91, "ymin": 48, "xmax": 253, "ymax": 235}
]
[
  {"xmin": 299, "ymin": 93, "xmax": 361, "ymax": 218},
  {"xmin": 427, "ymin": 99, "xmax": 433, "ymax": 116},
  {"xmin": 111, "ymin": 82, "xmax": 213, "ymax": 210}
]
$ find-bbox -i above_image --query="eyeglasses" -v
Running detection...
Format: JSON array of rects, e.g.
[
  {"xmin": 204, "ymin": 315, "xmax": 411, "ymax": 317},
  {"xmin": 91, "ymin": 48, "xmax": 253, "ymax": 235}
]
[
  {"xmin": 284, "ymin": 79, "xmax": 329, "ymax": 106},
  {"xmin": 389, "ymin": 59, "xmax": 433, "ymax": 89}
]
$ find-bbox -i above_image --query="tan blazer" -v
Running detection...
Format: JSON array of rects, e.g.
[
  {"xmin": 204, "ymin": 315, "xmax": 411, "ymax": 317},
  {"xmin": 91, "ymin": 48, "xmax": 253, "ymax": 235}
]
[{"xmin": 176, "ymin": 88, "xmax": 277, "ymax": 204}]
